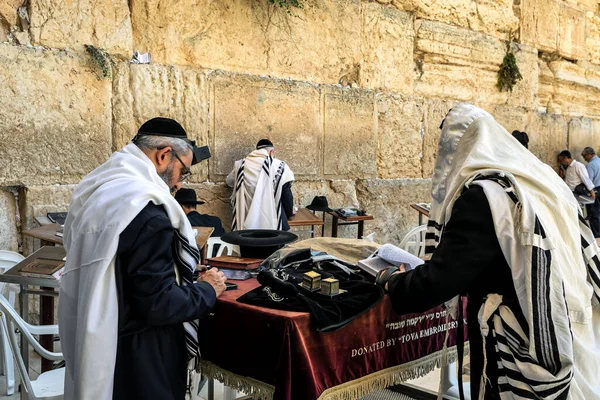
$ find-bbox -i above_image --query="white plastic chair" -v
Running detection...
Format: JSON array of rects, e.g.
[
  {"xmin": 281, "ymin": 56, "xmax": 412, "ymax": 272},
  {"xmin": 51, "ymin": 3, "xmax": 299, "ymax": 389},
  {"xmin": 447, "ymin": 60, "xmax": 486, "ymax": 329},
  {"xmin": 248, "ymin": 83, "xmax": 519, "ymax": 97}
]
[
  {"xmin": 442, "ymin": 361, "xmax": 471, "ymax": 399},
  {"xmin": 399, "ymin": 225, "xmax": 427, "ymax": 258},
  {"xmin": 0, "ymin": 294, "xmax": 64, "ymax": 400},
  {"xmin": 206, "ymin": 238, "xmax": 235, "ymax": 258},
  {"xmin": 0, "ymin": 250, "xmax": 24, "ymax": 395}
]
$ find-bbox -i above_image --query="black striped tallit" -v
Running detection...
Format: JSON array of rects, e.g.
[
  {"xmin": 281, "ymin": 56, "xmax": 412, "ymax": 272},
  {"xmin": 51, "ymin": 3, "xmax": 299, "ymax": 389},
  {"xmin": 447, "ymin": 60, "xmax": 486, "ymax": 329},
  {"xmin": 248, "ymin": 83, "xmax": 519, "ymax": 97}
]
[
  {"xmin": 425, "ymin": 174, "xmax": 600, "ymax": 399},
  {"xmin": 172, "ymin": 228, "xmax": 202, "ymax": 361}
]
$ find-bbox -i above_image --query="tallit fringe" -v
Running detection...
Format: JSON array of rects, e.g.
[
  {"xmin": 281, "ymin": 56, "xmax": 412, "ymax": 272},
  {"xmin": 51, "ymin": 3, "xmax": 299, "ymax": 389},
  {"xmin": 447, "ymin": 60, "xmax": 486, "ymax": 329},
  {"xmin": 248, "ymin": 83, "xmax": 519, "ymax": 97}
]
[
  {"xmin": 198, "ymin": 360, "xmax": 275, "ymax": 400},
  {"xmin": 318, "ymin": 344, "xmax": 470, "ymax": 400}
]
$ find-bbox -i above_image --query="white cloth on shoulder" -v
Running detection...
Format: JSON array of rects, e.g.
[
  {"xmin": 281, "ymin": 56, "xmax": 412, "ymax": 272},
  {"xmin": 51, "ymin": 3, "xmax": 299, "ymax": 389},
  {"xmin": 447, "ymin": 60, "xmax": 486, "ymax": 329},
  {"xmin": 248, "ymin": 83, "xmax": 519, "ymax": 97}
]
[
  {"xmin": 230, "ymin": 148, "xmax": 294, "ymax": 230},
  {"xmin": 59, "ymin": 144, "xmax": 200, "ymax": 400},
  {"xmin": 426, "ymin": 103, "xmax": 600, "ymax": 399}
]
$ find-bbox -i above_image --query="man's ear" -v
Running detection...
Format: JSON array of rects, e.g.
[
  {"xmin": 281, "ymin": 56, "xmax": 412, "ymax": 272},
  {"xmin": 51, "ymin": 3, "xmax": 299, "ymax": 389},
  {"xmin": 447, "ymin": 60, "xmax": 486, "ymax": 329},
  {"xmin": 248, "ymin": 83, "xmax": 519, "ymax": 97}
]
[{"xmin": 156, "ymin": 147, "xmax": 172, "ymax": 168}]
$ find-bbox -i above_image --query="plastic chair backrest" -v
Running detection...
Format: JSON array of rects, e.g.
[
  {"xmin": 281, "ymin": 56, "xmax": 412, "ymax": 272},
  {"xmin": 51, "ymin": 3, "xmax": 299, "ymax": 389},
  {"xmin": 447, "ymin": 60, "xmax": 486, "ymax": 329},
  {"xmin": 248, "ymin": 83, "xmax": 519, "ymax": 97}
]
[
  {"xmin": 0, "ymin": 295, "xmax": 62, "ymax": 399},
  {"xmin": 206, "ymin": 237, "xmax": 234, "ymax": 258},
  {"xmin": 0, "ymin": 251, "xmax": 24, "ymax": 274},
  {"xmin": 399, "ymin": 224, "xmax": 427, "ymax": 258}
]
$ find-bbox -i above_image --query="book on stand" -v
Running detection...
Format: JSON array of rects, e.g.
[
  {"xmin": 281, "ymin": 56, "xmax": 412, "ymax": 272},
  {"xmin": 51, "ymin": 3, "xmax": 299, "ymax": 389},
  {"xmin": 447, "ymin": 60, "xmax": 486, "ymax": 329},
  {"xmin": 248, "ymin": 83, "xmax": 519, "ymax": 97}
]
[{"xmin": 21, "ymin": 258, "xmax": 65, "ymax": 280}]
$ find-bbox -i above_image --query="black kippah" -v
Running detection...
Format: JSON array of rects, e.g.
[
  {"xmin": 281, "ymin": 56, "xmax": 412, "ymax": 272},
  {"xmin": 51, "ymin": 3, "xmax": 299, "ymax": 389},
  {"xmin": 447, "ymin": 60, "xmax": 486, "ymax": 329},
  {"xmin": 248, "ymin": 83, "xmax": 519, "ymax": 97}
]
[
  {"xmin": 136, "ymin": 117, "xmax": 187, "ymax": 139},
  {"xmin": 256, "ymin": 139, "xmax": 274, "ymax": 149}
]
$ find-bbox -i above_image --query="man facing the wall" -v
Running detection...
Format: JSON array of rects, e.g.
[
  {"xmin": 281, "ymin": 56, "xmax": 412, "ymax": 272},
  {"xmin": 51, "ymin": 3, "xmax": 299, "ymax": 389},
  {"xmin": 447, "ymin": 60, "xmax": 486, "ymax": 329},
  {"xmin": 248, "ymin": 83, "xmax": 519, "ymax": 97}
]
[
  {"xmin": 582, "ymin": 147, "xmax": 600, "ymax": 237},
  {"xmin": 59, "ymin": 117, "xmax": 227, "ymax": 400},
  {"xmin": 226, "ymin": 139, "xmax": 295, "ymax": 231}
]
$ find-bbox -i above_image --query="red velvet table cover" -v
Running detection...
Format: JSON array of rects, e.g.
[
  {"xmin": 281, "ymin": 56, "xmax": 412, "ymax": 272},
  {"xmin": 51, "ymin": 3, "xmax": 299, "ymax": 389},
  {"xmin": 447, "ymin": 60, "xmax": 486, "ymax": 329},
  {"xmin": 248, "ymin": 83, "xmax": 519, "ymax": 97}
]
[{"xmin": 200, "ymin": 279, "xmax": 468, "ymax": 400}]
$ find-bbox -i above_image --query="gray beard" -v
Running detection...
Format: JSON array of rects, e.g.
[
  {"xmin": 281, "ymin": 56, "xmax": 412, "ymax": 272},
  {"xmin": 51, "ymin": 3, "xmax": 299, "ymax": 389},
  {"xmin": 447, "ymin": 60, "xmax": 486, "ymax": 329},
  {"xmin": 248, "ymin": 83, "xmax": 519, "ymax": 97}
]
[{"xmin": 158, "ymin": 162, "xmax": 177, "ymax": 193}]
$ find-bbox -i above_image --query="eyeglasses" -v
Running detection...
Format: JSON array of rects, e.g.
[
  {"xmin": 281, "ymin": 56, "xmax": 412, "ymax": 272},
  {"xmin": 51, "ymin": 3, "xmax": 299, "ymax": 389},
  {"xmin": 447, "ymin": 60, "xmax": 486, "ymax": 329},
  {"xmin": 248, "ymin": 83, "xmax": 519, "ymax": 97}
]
[{"xmin": 171, "ymin": 150, "xmax": 192, "ymax": 182}]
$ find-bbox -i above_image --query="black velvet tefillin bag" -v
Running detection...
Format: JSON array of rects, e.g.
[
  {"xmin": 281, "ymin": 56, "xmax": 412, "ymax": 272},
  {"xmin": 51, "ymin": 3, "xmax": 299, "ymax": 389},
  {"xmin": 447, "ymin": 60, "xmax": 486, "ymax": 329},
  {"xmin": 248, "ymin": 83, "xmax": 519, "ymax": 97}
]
[{"xmin": 236, "ymin": 248, "xmax": 384, "ymax": 332}]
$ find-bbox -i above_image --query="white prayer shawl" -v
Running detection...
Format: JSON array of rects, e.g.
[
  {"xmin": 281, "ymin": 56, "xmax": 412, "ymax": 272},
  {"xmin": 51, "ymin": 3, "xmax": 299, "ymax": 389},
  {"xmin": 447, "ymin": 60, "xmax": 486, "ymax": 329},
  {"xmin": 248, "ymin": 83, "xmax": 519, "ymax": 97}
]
[
  {"xmin": 426, "ymin": 104, "xmax": 600, "ymax": 399},
  {"xmin": 58, "ymin": 144, "xmax": 200, "ymax": 400},
  {"xmin": 231, "ymin": 149, "xmax": 294, "ymax": 230}
]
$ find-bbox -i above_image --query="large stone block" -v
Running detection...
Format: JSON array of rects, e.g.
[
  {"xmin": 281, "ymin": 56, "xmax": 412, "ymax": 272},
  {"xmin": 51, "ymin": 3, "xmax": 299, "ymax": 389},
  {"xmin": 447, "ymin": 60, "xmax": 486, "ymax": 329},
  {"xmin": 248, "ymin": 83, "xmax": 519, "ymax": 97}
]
[
  {"xmin": 0, "ymin": 189, "xmax": 18, "ymax": 252},
  {"xmin": 422, "ymin": 99, "xmax": 460, "ymax": 179},
  {"xmin": 376, "ymin": 95, "xmax": 424, "ymax": 179},
  {"xmin": 414, "ymin": 20, "xmax": 506, "ymax": 103},
  {"xmin": 506, "ymin": 43, "xmax": 539, "ymax": 109},
  {"xmin": 130, "ymin": 0, "xmax": 269, "ymax": 75},
  {"xmin": 0, "ymin": 45, "xmax": 112, "ymax": 186},
  {"xmin": 521, "ymin": 0, "xmax": 560, "ymax": 52},
  {"xmin": 568, "ymin": 117, "xmax": 595, "ymax": 162},
  {"xmin": 391, "ymin": 0, "xmax": 518, "ymax": 39},
  {"xmin": 21, "ymin": 184, "xmax": 75, "ymax": 255},
  {"xmin": 29, "ymin": 0, "xmax": 132, "ymax": 57},
  {"xmin": 0, "ymin": 0, "xmax": 21, "ymax": 27},
  {"xmin": 558, "ymin": 4, "xmax": 587, "ymax": 60},
  {"xmin": 112, "ymin": 63, "xmax": 209, "ymax": 181},
  {"xmin": 538, "ymin": 59, "xmax": 555, "ymax": 110},
  {"xmin": 547, "ymin": 60, "xmax": 600, "ymax": 117},
  {"xmin": 131, "ymin": 0, "xmax": 362, "ymax": 85},
  {"xmin": 323, "ymin": 88, "xmax": 377, "ymax": 179},
  {"xmin": 360, "ymin": 3, "xmax": 415, "ymax": 93},
  {"xmin": 586, "ymin": 12, "xmax": 600, "ymax": 65},
  {"xmin": 526, "ymin": 113, "xmax": 568, "ymax": 168},
  {"xmin": 356, "ymin": 178, "xmax": 431, "ymax": 244},
  {"xmin": 209, "ymin": 73, "xmax": 321, "ymax": 180}
]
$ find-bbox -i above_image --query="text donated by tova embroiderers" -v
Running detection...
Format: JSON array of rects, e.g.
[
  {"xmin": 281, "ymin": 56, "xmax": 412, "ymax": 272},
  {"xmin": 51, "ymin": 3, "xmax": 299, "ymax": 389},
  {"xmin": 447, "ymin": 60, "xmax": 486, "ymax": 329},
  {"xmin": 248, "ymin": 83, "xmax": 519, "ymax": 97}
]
[{"xmin": 350, "ymin": 310, "xmax": 466, "ymax": 358}]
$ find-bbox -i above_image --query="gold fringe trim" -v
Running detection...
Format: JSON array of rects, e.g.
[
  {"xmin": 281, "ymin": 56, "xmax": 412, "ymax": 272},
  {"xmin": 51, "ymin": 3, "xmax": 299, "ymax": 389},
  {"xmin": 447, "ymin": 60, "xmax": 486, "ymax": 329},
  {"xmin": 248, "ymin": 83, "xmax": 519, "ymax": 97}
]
[
  {"xmin": 198, "ymin": 344, "xmax": 470, "ymax": 400},
  {"xmin": 198, "ymin": 360, "xmax": 275, "ymax": 400},
  {"xmin": 318, "ymin": 344, "xmax": 470, "ymax": 400}
]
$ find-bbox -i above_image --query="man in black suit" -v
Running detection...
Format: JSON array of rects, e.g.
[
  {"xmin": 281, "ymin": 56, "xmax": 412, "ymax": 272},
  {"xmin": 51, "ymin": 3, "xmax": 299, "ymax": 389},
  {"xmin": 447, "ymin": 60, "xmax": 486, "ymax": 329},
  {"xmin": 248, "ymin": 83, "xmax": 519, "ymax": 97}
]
[{"xmin": 175, "ymin": 188, "xmax": 225, "ymax": 237}]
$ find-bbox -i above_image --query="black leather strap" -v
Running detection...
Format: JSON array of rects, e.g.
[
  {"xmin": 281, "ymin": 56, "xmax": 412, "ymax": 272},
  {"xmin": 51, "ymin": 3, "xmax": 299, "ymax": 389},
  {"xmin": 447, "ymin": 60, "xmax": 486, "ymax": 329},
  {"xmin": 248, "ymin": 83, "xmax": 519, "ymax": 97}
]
[{"xmin": 375, "ymin": 266, "xmax": 399, "ymax": 291}]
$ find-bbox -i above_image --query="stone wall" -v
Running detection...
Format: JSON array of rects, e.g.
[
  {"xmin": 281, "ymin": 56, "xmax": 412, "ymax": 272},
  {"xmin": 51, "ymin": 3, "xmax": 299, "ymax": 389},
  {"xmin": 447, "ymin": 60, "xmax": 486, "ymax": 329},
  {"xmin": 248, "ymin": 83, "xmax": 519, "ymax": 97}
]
[{"xmin": 1, "ymin": 0, "xmax": 600, "ymax": 252}]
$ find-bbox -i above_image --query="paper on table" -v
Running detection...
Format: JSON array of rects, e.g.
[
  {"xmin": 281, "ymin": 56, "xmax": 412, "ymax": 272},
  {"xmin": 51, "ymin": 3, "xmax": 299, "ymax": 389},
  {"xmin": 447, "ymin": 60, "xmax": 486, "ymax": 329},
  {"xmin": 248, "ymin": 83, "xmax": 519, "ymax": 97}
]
[{"xmin": 376, "ymin": 244, "xmax": 424, "ymax": 271}]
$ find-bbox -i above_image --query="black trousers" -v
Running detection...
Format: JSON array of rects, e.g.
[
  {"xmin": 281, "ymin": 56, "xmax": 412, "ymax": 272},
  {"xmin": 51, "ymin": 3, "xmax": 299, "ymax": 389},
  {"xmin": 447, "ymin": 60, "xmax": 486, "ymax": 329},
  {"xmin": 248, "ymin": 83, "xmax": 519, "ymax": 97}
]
[{"xmin": 586, "ymin": 187, "xmax": 600, "ymax": 238}]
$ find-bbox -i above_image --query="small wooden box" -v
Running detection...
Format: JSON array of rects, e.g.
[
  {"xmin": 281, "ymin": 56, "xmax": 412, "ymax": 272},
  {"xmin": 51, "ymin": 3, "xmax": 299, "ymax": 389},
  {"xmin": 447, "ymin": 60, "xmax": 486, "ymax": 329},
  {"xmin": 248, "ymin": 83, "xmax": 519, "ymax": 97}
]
[
  {"xmin": 320, "ymin": 277, "xmax": 340, "ymax": 296},
  {"xmin": 301, "ymin": 271, "xmax": 321, "ymax": 291}
]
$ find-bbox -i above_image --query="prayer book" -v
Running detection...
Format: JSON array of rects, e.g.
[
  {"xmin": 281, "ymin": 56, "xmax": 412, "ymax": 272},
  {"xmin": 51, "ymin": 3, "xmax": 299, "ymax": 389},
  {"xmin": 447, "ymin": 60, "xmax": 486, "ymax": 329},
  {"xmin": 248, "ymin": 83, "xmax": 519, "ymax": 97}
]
[
  {"xmin": 47, "ymin": 212, "xmax": 68, "ymax": 226},
  {"xmin": 206, "ymin": 256, "xmax": 263, "ymax": 271},
  {"xmin": 21, "ymin": 258, "xmax": 65, "ymax": 280}
]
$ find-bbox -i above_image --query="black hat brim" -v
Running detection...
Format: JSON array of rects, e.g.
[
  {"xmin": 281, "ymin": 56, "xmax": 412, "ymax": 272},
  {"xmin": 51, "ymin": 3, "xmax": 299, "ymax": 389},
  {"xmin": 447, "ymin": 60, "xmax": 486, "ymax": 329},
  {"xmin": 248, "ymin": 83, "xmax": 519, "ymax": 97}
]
[
  {"xmin": 306, "ymin": 205, "xmax": 332, "ymax": 212},
  {"xmin": 221, "ymin": 230, "xmax": 297, "ymax": 247}
]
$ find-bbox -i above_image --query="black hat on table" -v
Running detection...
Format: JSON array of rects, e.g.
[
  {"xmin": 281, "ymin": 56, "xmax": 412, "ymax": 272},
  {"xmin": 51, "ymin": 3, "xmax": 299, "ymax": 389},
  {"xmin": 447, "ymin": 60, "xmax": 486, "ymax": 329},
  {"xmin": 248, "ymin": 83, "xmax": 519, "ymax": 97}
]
[
  {"xmin": 174, "ymin": 188, "xmax": 205, "ymax": 205},
  {"xmin": 221, "ymin": 230, "xmax": 298, "ymax": 259},
  {"xmin": 306, "ymin": 196, "xmax": 332, "ymax": 212},
  {"xmin": 134, "ymin": 117, "xmax": 211, "ymax": 165}
]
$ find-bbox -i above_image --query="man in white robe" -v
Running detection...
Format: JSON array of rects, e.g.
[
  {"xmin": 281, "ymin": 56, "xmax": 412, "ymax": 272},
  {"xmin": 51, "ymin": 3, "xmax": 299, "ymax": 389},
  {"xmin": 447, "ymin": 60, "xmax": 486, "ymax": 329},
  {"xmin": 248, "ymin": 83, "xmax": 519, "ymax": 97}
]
[{"xmin": 226, "ymin": 139, "xmax": 295, "ymax": 230}]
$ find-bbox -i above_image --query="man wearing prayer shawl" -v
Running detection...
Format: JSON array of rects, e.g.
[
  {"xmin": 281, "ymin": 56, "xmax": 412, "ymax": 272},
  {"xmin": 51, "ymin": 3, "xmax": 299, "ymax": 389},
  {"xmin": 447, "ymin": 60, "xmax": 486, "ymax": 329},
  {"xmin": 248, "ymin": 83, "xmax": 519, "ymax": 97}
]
[
  {"xmin": 58, "ymin": 117, "xmax": 227, "ymax": 400},
  {"xmin": 226, "ymin": 139, "xmax": 295, "ymax": 231},
  {"xmin": 377, "ymin": 104, "xmax": 600, "ymax": 399}
]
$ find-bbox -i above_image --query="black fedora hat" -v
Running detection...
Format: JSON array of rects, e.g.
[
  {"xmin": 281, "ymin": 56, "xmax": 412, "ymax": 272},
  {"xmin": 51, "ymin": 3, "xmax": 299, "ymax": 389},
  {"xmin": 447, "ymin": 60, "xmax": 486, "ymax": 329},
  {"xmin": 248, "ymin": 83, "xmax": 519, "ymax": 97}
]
[
  {"xmin": 221, "ymin": 230, "xmax": 298, "ymax": 259},
  {"xmin": 174, "ymin": 188, "xmax": 205, "ymax": 205},
  {"xmin": 306, "ymin": 196, "xmax": 332, "ymax": 212}
]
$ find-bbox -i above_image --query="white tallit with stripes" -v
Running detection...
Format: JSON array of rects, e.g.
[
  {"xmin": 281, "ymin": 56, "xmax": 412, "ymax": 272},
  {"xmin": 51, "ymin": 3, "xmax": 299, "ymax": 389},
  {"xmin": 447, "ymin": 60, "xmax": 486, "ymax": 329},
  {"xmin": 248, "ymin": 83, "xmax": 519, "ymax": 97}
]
[
  {"xmin": 426, "ymin": 103, "xmax": 600, "ymax": 399},
  {"xmin": 59, "ymin": 143, "xmax": 202, "ymax": 400},
  {"xmin": 231, "ymin": 148, "xmax": 294, "ymax": 230}
]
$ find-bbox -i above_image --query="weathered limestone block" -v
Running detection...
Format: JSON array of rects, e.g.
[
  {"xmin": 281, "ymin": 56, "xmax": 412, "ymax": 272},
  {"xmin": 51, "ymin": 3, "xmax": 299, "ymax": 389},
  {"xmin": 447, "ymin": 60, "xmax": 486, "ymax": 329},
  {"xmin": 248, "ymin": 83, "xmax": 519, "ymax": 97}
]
[
  {"xmin": 526, "ymin": 113, "xmax": 568, "ymax": 168},
  {"xmin": 414, "ymin": 20, "xmax": 506, "ymax": 103},
  {"xmin": 571, "ymin": 0, "xmax": 598, "ymax": 10},
  {"xmin": 0, "ymin": 45, "xmax": 112, "ymax": 186},
  {"xmin": 21, "ymin": 185, "xmax": 75, "ymax": 255},
  {"xmin": 586, "ymin": 12, "xmax": 600, "ymax": 65},
  {"xmin": 376, "ymin": 95, "xmax": 424, "ymax": 179},
  {"xmin": 131, "ymin": 0, "xmax": 269, "ymax": 75},
  {"xmin": 183, "ymin": 183, "xmax": 233, "ymax": 232},
  {"xmin": 558, "ymin": 4, "xmax": 587, "ymax": 60},
  {"xmin": 547, "ymin": 60, "xmax": 600, "ymax": 117},
  {"xmin": 483, "ymin": 105, "xmax": 531, "ymax": 135},
  {"xmin": 112, "ymin": 62, "xmax": 209, "ymax": 181},
  {"xmin": 356, "ymin": 178, "xmax": 431, "ymax": 245},
  {"xmin": 538, "ymin": 59, "xmax": 555, "ymax": 110},
  {"xmin": 0, "ymin": 0, "xmax": 21, "ymax": 27},
  {"xmin": 0, "ymin": 189, "xmax": 18, "ymax": 252},
  {"xmin": 422, "ymin": 99, "xmax": 460, "ymax": 179},
  {"xmin": 209, "ymin": 73, "xmax": 321, "ymax": 180},
  {"xmin": 391, "ymin": 0, "xmax": 518, "ymax": 39},
  {"xmin": 506, "ymin": 43, "xmax": 539, "ymax": 109},
  {"xmin": 521, "ymin": 0, "xmax": 560, "ymax": 53},
  {"xmin": 360, "ymin": 3, "xmax": 415, "ymax": 93},
  {"xmin": 568, "ymin": 117, "xmax": 595, "ymax": 162},
  {"xmin": 323, "ymin": 88, "xmax": 377, "ymax": 179},
  {"xmin": 29, "ymin": 0, "xmax": 132, "ymax": 57},
  {"xmin": 292, "ymin": 180, "xmax": 359, "ymax": 238},
  {"xmin": 132, "ymin": 0, "xmax": 361, "ymax": 85}
]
